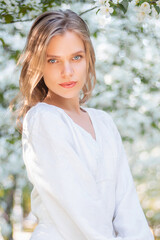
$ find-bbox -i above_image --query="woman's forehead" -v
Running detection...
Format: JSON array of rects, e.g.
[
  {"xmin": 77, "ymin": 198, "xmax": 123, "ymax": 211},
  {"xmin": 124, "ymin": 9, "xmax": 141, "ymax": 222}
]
[{"xmin": 46, "ymin": 31, "xmax": 85, "ymax": 56}]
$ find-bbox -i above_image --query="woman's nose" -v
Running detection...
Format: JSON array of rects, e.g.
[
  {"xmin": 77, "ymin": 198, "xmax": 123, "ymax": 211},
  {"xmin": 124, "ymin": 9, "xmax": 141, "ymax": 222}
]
[{"xmin": 61, "ymin": 61, "xmax": 74, "ymax": 77}]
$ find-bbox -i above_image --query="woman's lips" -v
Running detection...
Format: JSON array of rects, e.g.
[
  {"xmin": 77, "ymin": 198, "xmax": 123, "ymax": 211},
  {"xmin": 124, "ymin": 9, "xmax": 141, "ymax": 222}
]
[{"xmin": 59, "ymin": 81, "xmax": 77, "ymax": 88}]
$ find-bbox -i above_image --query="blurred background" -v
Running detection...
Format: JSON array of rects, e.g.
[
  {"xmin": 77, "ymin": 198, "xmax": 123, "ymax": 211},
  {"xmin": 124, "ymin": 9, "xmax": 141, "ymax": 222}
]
[{"xmin": 0, "ymin": 0, "xmax": 160, "ymax": 239}]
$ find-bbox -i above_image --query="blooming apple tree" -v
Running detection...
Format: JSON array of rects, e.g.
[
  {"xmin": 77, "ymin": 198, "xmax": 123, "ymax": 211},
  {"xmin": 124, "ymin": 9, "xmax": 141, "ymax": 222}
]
[{"xmin": 0, "ymin": 0, "xmax": 160, "ymax": 239}]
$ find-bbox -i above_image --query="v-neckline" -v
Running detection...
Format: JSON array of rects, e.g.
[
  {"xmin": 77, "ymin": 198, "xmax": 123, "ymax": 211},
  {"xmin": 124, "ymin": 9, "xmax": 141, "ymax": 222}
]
[{"xmin": 37, "ymin": 102, "xmax": 98, "ymax": 144}]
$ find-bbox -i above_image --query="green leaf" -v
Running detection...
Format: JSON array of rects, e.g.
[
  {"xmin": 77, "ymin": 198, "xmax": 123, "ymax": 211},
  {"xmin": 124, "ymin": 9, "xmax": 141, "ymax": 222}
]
[
  {"xmin": 0, "ymin": 38, "xmax": 5, "ymax": 47},
  {"xmin": 96, "ymin": 8, "xmax": 100, "ymax": 15},
  {"xmin": 93, "ymin": 30, "xmax": 98, "ymax": 38},
  {"xmin": 150, "ymin": 87, "xmax": 158, "ymax": 92},
  {"xmin": 111, "ymin": 8, "xmax": 118, "ymax": 16},
  {"xmin": 6, "ymin": 138, "xmax": 16, "ymax": 144},
  {"xmin": 0, "ymin": 91, "xmax": 4, "ymax": 104},
  {"xmin": 19, "ymin": 5, "xmax": 34, "ymax": 14},
  {"xmin": 151, "ymin": 122, "xmax": 159, "ymax": 130},
  {"xmin": 141, "ymin": 76, "xmax": 148, "ymax": 84},
  {"xmin": 120, "ymin": 0, "xmax": 129, "ymax": 13},
  {"xmin": 138, "ymin": 0, "xmax": 151, "ymax": 5},
  {"xmin": 118, "ymin": 3, "xmax": 127, "ymax": 14},
  {"xmin": 154, "ymin": 5, "xmax": 160, "ymax": 14},
  {"xmin": 4, "ymin": 14, "xmax": 14, "ymax": 23},
  {"xmin": 9, "ymin": 50, "xmax": 21, "ymax": 61}
]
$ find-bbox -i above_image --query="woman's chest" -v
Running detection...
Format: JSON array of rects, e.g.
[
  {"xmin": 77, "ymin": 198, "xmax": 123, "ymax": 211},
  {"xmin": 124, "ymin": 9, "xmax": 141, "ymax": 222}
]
[
  {"xmin": 74, "ymin": 134, "xmax": 117, "ymax": 220},
  {"xmin": 73, "ymin": 122, "xmax": 117, "ymax": 184},
  {"xmin": 65, "ymin": 109, "xmax": 96, "ymax": 141}
]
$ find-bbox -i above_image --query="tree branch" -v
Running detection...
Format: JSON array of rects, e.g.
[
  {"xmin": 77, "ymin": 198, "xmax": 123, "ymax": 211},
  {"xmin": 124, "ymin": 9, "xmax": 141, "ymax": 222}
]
[
  {"xmin": 79, "ymin": 6, "xmax": 98, "ymax": 16},
  {"xmin": 0, "ymin": 17, "xmax": 35, "ymax": 24}
]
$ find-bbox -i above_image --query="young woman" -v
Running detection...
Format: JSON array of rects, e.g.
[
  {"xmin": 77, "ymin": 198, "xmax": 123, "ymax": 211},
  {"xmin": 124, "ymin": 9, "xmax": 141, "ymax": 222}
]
[{"xmin": 15, "ymin": 9, "xmax": 154, "ymax": 240}]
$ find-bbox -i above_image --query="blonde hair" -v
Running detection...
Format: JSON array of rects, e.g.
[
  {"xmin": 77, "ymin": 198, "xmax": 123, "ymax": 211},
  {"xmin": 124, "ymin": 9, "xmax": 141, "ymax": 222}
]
[{"xmin": 10, "ymin": 9, "xmax": 96, "ymax": 133}]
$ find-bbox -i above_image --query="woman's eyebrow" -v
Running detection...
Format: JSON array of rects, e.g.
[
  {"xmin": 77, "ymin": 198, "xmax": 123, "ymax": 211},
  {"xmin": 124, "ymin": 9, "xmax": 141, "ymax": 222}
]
[{"xmin": 47, "ymin": 50, "xmax": 85, "ymax": 58}]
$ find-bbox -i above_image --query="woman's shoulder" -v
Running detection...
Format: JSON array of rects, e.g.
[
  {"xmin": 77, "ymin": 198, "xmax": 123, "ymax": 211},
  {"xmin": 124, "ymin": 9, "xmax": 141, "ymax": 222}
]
[
  {"xmin": 86, "ymin": 106, "xmax": 119, "ymax": 133},
  {"xmin": 22, "ymin": 102, "xmax": 64, "ymax": 133},
  {"xmin": 26, "ymin": 101, "xmax": 64, "ymax": 117}
]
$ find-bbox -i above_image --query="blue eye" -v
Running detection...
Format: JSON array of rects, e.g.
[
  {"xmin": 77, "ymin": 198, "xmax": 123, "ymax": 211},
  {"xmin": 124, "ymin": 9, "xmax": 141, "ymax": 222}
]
[
  {"xmin": 48, "ymin": 59, "xmax": 57, "ymax": 64},
  {"xmin": 73, "ymin": 55, "xmax": 82, "ymax": 60}
]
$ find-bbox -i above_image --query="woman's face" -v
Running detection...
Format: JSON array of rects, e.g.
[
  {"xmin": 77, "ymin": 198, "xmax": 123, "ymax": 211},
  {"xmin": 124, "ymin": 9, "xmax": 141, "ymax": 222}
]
[{"xmin": 43, "ymin": 30, "xmax": 87, "ymax": 101}]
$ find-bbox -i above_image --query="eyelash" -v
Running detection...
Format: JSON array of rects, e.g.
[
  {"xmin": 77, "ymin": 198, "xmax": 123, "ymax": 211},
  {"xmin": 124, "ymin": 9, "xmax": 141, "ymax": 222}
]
[{"xmin": 47, "ymin": 55, "xmax": 83, "ymax": 64}]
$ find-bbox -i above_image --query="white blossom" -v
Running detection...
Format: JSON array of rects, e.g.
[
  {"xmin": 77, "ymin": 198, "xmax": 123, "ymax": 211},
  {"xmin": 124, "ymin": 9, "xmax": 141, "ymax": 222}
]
[
  {"xmin": 112, "ymin": 0, "xmax": 123, "ymax": 3},
  {"xmin": 140, "ymin": 2, "xmax": 151, "ymax": 14},
  {"xmin": 95, "ymin": 0, "xmax": 160, "ymax": 20},
  {"xmin": 100, "ymin": 3, "xmax": 114, "ymax": 18},
  {"xmin": 96, "ymin": 0, "xmax": 108, "ymax": 5},
  {"xmin": 136, "ymin": 2, "xmax": 151, "ymax": 21},
  {"xmin": 137, "ymin": 11, "xmax": 147, "ymax": 21},
  {"xmin": 156, "ymin": 0, "xmax": 160, "ymax": 7}
]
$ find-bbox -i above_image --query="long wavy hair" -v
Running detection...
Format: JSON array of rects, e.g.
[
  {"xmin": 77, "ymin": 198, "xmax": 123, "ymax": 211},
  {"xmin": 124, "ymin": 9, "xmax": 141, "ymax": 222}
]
[{"xmin": 10, "ymin": 9, "xmax": 96, "ymax": 133}]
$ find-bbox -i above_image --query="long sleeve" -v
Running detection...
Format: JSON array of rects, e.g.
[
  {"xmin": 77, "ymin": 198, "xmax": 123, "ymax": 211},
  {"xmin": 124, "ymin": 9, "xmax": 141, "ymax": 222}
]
[
  {"xmin": 22, "ymin": 106, "xmax": 154, "ymax": 240},
  {"xmin": 107, "ymin": 114, "xmax": 154, "ymax": 240}
]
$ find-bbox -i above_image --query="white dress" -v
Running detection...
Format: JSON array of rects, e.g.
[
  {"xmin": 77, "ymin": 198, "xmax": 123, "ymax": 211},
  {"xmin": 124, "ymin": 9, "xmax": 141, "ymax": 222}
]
[{"xmin": 22, "ymin": 102, "xmax": 154, "ymax": 240}]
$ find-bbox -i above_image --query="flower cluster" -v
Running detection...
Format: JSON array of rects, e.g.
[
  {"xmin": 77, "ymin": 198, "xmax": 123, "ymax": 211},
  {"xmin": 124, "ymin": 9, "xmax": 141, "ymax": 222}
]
[
  {"xmin": 96, "ymin": 0, "xmax": 114, "ymax": 17},
  {"xmin": 1, "ymin": 0, "xmax": 43, "ymax": 23},
  {"xmin": 136, "ymin": 1, "xmax": 160, "ymax": 21},
  {"xmin": 95, "ymin": 0, "xmax": 160, "ymax": 21}
]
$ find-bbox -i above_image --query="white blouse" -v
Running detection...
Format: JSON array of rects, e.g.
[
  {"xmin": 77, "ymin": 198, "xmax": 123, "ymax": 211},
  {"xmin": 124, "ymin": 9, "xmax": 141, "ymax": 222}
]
[{"xmin": 22, "ymin": 102, "xmax": 154, "ymax": 240}]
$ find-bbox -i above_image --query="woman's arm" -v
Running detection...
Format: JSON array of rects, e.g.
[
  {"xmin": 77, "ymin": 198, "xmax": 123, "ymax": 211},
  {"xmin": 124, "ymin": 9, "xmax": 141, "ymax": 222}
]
[{"xmin": 107, "ymin": 113, "xmax": 154, "ymax": 240}]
